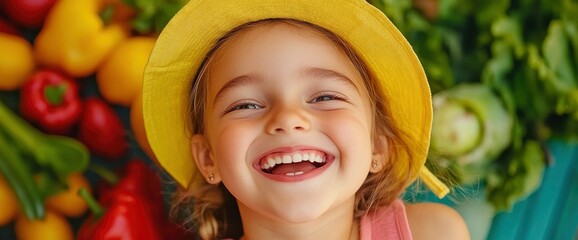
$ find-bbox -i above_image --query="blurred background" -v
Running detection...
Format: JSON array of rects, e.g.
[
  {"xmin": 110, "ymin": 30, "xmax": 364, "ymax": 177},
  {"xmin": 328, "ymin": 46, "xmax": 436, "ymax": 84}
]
[{"xmin": 0, "ymin": 0, "xmax": 576, "ymax": 239}]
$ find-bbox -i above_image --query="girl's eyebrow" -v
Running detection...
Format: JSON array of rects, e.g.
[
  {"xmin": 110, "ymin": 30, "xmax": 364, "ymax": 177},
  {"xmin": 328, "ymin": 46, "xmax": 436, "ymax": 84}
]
[
  {"xmin": 213, "ymin": 74, "xmax": 264, "ymax": 104},
  {"xmin": 302, "ymin": 67, "xmax": 359, "ymax": 90}
]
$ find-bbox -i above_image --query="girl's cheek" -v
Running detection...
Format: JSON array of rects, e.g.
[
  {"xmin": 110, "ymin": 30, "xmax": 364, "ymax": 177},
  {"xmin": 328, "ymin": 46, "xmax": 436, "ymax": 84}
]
[
  {"xmin": 212, "ymin": 121, "xmax": 258, "ymax": 161},
  {"xmin": 319, "ymin": 110, "xmax": 371, "ymax": 132},
  {"xmin": 319, "ymin": 111, "xmax": 373, "ymax": 148}
]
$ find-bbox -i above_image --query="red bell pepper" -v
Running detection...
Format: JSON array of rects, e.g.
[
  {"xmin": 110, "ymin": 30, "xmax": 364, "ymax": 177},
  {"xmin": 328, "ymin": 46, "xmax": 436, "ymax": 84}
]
[
  {"xmin": 121, "ymin": 160, "xmax": 194, "ymax": 239},
  {"xmin": 84, "ymin": 159, "xmax": 193, "ymax": 240},
  {"xmin": 98, "ymin": 160, "xmax": 164, "ymax": 218},
  {"xmin": 0, "ymin": 0, "xmax": 58, "ymax": 28},
  {"xmin": 77, "ymin": 187, "xmax": 164, "ymax": 240},
  {"xmin": 78, "ymin": 97, "xmax": 128, "ymax": 160},
  {"xmin": 163, "ymin": 221, "xmax": 195, "ymax": 240},
  {"xmin": 19, "ymin": 70, "xmax": 82, "ymax": 135},
  {"xmin": 115, "ymin": 161, "xmax": 193, "ymax": 239},
  {"xmin": 82, "ymin": 160, "xmax": 193, "ymax": 240}
]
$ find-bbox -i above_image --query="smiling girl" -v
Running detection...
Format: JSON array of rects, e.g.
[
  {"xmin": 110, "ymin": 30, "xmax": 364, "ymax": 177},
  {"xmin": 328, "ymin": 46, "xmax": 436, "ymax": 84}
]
[{"xmin": 142, "ymin": 1, "xmax": 469, "ymax": 239}]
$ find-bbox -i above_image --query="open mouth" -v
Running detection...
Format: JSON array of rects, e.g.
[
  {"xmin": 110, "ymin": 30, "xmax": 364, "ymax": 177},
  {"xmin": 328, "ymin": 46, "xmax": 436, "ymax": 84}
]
[{"xmin": 259, "ymin": 150, "xmax": 328, "ymax": 176}]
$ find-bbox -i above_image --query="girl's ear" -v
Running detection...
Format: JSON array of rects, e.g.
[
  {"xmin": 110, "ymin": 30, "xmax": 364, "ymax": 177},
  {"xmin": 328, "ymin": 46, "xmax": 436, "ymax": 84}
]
[
  {"xmin": 370, "ymin": 135, "xmax": 389, "ymax": 173},
  {"xmin": 191, "ymin": 134, "xmax": 222, "ymax": 184}
]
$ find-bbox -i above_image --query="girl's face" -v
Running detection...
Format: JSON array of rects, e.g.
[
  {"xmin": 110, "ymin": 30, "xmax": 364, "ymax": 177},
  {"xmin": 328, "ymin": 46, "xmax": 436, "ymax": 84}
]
[{"xmin": 196, "ymin": 23, "xmax": 379, "ymax": 224}]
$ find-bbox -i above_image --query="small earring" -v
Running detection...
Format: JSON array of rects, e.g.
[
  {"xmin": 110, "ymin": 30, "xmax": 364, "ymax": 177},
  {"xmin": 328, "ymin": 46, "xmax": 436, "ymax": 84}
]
[
  {"xmin": 208, "ymin": 173, "xmax": 214, "ymax": 182},
  {"xmin": 371, "ymin": 160, "xmax": 378, "ymax": 168}
]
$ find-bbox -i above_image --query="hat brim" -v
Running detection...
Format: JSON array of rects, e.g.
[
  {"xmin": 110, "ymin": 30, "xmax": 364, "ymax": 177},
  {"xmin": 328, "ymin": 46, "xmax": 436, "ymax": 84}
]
[{"xmin": 143, "ymin": 0, "xmax": 432, "ymax": 188}]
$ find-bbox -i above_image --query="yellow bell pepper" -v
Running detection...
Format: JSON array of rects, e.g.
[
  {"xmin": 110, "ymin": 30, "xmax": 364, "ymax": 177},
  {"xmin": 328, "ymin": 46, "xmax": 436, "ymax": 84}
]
[{"xmin": 34, "ymin": 0, "xmax": 129, "ymax": 77}]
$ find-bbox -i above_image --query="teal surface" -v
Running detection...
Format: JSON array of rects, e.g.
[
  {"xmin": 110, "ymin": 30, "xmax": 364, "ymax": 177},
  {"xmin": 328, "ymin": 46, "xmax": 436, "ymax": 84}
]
[
  {"xmin": 407, "ymin": 140, "xmax": 578, "ymax": 240},
  {"xmin": 488, "ymin": 141, "xmax": 577, "ymax": 240}
]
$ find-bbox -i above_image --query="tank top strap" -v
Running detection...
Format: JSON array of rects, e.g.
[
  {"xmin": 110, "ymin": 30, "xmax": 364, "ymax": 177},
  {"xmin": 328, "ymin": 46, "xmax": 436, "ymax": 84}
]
[{"xmin": 359, "ymin": 199, "xmax": 413, "ymax": 240}]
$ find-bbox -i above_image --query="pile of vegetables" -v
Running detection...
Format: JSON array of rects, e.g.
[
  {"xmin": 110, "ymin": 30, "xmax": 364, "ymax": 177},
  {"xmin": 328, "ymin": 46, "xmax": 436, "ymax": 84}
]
[
  {"xmin": 2, "ymin": 0, "xmax": 576, "ymax": 237},
  {"xmin": 369, "ymin": 0, "xmax": 578, "ymax": 210},
  {"xmin": 0, "ymin": 0, "xmax": 189, "ymax": 239}
]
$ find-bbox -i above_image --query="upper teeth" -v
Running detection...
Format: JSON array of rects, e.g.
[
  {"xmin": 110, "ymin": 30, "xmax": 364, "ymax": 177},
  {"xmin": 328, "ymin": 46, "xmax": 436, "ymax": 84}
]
[{"xmin": 261, "ymin": 151, "xmax": 326, "ymax": 170}]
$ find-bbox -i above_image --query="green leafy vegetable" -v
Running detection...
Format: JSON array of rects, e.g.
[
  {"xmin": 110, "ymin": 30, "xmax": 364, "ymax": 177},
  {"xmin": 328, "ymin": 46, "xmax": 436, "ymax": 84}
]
[
  {"xmin": 486, "ymin": 140, "xmax": 545, "ymax": 211},
  {"xmin": 0, "ymin": 100, "xmax": 89, "ymax": 219},
  {"xmin": 122, "ymin": 0, "xmax": 189, "ymax": 34},
  {"xmin": 370, "ymin": 0, "xmax": 578, "ymax": 210}
]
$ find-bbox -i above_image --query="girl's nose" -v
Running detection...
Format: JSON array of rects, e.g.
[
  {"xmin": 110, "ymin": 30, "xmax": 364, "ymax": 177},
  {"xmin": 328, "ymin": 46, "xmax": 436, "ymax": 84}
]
[{"xmin": 266, "ymin": 105, "xmax": 311, "ymax": 134}]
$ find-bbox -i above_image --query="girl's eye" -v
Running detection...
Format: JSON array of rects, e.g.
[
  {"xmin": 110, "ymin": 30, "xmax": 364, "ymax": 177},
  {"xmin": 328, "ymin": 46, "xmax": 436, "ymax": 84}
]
[
  {"xmin": 310, "ymin": 93, "xmax": 346, "ymax": 103},
  {"xmin": 226, "ymin": 102, "xmax": 262, "ymax": 113},
  {"xmin": 312, "ymin": 95, "xmax": 335, "ymax": 102},
  {"xmin": 234, "ymin": 104, "xmax": 260, "ymax": 110}
]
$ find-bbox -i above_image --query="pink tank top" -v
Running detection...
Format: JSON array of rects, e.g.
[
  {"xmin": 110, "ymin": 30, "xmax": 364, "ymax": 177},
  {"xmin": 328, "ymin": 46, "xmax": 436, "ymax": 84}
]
[{"xmin": 359, "ymin": 199, "xmax": 413, "ymax": 240}]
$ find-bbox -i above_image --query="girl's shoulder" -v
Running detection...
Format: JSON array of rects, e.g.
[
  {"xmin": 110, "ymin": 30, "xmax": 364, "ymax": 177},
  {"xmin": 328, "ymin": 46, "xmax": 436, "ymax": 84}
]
[{"xmin": 405, "ymin": 202, "xmax": 470, "ymax": 240}]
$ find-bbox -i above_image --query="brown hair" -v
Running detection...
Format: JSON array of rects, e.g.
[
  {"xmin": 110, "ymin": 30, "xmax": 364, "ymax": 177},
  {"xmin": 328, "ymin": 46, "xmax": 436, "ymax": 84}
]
[{"xmin": 172, "ymin": 18, "xmax": 414, "ymax": 240}]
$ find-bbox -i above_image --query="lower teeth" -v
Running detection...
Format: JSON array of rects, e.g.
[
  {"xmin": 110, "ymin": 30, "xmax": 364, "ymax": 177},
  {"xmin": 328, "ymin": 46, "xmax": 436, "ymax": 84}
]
[
  {"xmin": 263, "ymin": 162, "xmax": 326, "ymax": 175},
  {"xmin": 285, "ymin": 171, "xmax": 304, "ymax": 176}
]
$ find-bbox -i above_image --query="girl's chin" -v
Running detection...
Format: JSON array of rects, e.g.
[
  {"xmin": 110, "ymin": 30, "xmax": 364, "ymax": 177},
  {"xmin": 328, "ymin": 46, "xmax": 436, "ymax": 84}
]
[{"xmin": 252, "ymin": 204, "xmax": 331, "ymax": 224}]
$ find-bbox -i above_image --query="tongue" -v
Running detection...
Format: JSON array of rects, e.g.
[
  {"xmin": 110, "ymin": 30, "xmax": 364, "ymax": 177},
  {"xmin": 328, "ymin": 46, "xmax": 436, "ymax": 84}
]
[{"xmin": 271, "ymin": 162, "xmax": 316, "ymax": 175}]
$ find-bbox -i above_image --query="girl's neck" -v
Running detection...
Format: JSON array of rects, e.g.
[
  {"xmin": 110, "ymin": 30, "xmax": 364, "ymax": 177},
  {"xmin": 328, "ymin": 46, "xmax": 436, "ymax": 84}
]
[{"xmin": 237, "ymin": 198, "xmax": 359, "ymax": 240}]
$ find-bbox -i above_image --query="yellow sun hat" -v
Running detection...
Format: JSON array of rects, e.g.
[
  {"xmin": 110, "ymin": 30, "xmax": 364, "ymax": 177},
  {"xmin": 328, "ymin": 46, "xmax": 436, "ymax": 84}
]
[{"xmin": 143, "ymin": 0, "xmax": 449, "ymax": 198}]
